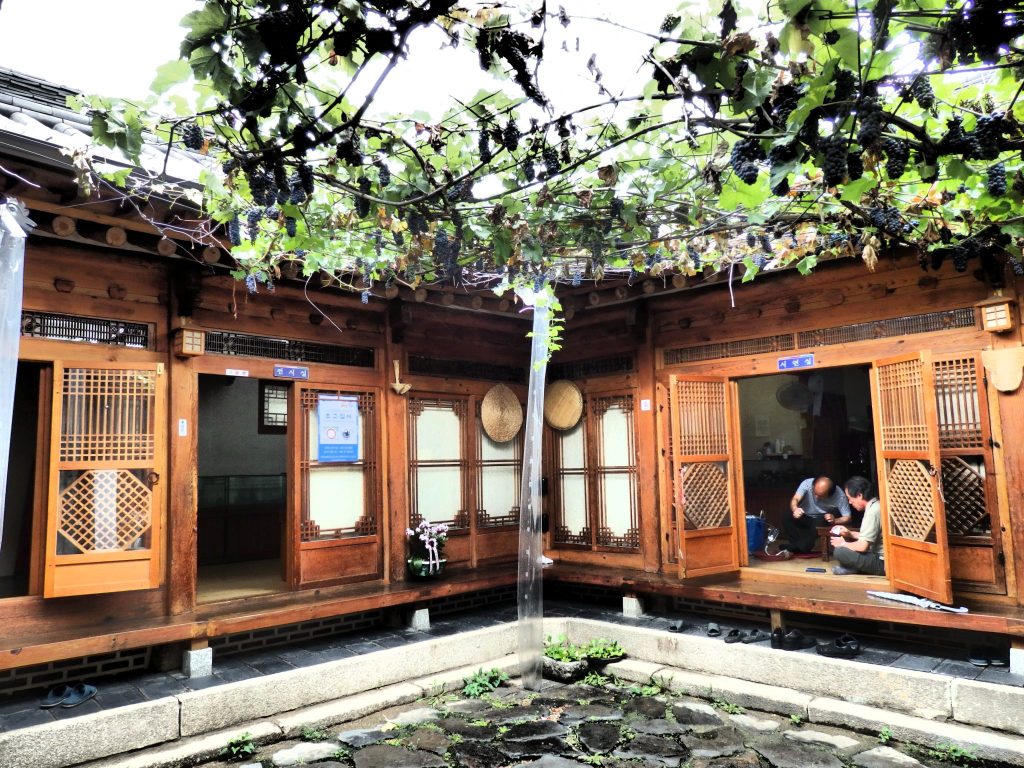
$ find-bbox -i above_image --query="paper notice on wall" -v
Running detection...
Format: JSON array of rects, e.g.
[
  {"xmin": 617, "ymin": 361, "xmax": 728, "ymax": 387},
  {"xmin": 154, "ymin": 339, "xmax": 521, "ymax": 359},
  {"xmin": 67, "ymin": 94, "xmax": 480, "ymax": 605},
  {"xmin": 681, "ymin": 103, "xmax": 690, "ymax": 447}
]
[{"xmin": 317, "ymin": 395, "xmax": 360, "ymax": 462}]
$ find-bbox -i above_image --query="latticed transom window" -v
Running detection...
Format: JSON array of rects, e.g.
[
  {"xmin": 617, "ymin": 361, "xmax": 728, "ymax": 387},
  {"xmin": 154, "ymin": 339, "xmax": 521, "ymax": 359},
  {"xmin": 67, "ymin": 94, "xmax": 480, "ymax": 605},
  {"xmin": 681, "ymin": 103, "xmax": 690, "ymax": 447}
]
[
  {"xmin": 552, "ymin": 392, "xmax": 640, "ymax": 551},
  {"xmin": 300, "ymin": 389, "xmax": 378, "ymax": 541},
  {"xmin": 409, "ymin": 398, "xmax": 469, "ymax": 529}
]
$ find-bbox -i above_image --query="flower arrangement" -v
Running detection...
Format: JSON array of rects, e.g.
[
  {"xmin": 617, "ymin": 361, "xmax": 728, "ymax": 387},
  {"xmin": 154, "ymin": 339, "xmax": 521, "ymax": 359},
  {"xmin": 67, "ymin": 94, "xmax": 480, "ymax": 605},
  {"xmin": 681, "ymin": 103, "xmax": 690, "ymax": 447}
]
[{"xmin": 405, "ymin": 519, "xmax": 449, "ymax": 575}]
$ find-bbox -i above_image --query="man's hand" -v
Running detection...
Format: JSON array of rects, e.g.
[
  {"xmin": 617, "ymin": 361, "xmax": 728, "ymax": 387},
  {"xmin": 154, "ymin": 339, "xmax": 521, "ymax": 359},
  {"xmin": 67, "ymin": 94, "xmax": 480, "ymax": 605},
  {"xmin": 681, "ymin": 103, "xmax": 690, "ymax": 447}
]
[
  {"xmin": 793, "ymin": 507, "xmax": 805, "ymax": 519},
  {"xmin": 830, "ymin": 536, "xmax": 846, "ymax": 549},
  {"xmin": 824, "ymin": 512, "xmax": 834, "ymax": 524}
]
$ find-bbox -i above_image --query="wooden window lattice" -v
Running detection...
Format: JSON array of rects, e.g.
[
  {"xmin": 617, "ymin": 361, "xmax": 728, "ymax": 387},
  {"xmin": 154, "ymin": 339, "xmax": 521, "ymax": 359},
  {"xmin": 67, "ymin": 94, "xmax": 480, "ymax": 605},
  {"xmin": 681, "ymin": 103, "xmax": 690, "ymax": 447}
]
[
  {"xmin": 674, "ymin": 380, "xmax": 728, "ymax": 456},
  {"xmin": 876, "ymin": 359, "xmax": 930, "ymax": 453},
  {"xmin": 934, "ymin": 357, "xmax": 984, "ymax": 450},
  {"xmin": 886, "ymin": 459, "xmax": 936, "ymax": 542},
  {"xmin": 680, "ymin": 462, "xmax": 731, "ymax": 530},
  {"xmin": 60, "ymin": 368, "xmax": 156, "ymax": 464},
  {"xmin": 59, "ymin": 470, "xmax": 151, "ymax": 552},
  {"xmin": 941, "ymin": 457, "xmax": 989, "ymax": 535}
]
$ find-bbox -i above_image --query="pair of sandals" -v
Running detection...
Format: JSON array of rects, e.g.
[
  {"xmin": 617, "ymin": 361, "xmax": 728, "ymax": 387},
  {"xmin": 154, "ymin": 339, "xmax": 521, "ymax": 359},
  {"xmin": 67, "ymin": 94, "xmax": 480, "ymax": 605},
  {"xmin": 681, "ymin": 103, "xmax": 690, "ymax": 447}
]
[
  {"xmin": 723, "ymin": 628, "xmax": 771, "ymax": 644},
  {"xmin": 41, "ymin": 683, "xmax": 97, "ymax": 709},
  {"xmin": 968, "ymin": 646, "xmax": 1009, "ymax": 667},
  {"xmin": 815, "ymin": 633, "xmax": 861, "ymax": 659}
]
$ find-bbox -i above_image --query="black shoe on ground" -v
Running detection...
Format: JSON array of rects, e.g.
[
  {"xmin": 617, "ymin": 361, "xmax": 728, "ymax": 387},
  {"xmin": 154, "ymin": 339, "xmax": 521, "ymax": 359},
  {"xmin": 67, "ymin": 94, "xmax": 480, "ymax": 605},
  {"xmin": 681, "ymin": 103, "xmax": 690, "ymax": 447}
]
[
  {"xmin": 782, "ymin": 629, "xmax": 816, "ymax": 651},
  {"xmin": 770, "ymin": 628, "xmax": 784, "ymax": 649}
]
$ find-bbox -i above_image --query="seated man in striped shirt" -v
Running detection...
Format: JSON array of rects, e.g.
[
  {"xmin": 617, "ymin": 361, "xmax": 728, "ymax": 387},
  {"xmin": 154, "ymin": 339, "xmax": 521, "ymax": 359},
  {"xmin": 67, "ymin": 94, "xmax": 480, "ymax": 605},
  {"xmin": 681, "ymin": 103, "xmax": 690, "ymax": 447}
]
[{"xmin": 782, "ymin": 475, "xmax": 852, "ymax": 554}]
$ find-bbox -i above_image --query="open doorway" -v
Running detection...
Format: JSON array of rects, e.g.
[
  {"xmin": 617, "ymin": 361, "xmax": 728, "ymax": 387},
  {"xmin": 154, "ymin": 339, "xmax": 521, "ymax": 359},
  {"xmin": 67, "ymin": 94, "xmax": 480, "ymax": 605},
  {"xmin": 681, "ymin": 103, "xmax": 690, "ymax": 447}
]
[
  {"xmin": 197, "ymin": 374, "xmax": 288, "ymax": 602},
  {"xmin": 0, "ymin": 362, "xmax": 44, "ymax": 598},
  {"xmin": 737, "ymin": 366, "xmax": 878, "ymax": 574}
]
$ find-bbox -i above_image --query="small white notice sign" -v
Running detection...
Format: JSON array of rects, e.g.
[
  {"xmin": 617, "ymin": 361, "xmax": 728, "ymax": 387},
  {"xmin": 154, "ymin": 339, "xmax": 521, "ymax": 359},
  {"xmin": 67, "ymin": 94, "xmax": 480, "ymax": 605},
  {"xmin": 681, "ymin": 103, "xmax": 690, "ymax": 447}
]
[
  {"xmin": 226, "ymin": 369, "xmax": 249, "ymax": 377},
  {"xmin": 178, "ymin": 419, "xmax": 188, "ymax": 437},
  {"xmin": 640, "ymin": 399, "xmax": 652, "ymax": 411}
]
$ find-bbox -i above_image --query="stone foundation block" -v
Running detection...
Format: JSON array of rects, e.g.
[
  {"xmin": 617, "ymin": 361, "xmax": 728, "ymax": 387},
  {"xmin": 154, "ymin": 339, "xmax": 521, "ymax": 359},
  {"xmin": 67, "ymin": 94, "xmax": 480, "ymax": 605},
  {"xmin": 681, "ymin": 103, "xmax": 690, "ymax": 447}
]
[
  {"xmin": 951, "ymin": 678, "xmax": 1024, "ymax": 736},
  {"xmin": 708, "ymin": 675, "xmax": 812, "ymax": 718},
  {"xmin": 808, "ymin": 697, "xmax": 1024, "ymax": 766},
  {"xmin": 273, "ymin": 682, "xmax": 423, "ymax": 737},
  {"xmin": 4, "ymin": 698, "xmax": 182, "ymax": 768},
  {"xmin": 184, "ymin": 646, "xmax": 213, "ymax": 678}
]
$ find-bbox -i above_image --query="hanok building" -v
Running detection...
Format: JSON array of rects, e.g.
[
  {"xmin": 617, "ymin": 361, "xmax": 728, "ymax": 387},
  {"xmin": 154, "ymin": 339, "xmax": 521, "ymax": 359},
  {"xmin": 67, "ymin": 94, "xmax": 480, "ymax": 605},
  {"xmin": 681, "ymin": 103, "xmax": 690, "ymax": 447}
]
[{"xmin": 0, "ymin": 67, "xmax": 1023, "ymax": 693}]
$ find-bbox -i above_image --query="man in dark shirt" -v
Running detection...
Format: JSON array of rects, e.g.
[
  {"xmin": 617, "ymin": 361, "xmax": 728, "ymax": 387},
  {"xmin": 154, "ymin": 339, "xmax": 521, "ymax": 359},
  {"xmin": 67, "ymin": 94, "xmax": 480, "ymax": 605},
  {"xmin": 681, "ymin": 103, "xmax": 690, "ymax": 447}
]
[{"xmin": 782, "ymin": 476, "xmax": 853, "ymax": 554}]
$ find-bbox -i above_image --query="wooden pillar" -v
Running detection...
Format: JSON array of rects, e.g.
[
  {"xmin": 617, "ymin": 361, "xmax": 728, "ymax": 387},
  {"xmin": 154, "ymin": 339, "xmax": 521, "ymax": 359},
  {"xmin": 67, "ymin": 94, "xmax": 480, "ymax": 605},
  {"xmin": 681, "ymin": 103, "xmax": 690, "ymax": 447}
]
[
  {"xmin": 383, "ymin": 307, "xmax": 408, "ymax": 583},
  {"xmin": 996, "ymin": 273, "xmax": 1024, "ymax": 606},
  {"xmin": 636, "ymin": 310, "xmax": 661, "ymax": 573}
]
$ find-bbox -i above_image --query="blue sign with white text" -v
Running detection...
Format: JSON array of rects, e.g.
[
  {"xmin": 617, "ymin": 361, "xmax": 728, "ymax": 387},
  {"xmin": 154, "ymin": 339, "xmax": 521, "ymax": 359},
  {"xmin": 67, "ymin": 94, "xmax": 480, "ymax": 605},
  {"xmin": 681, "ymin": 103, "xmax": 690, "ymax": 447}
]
[
  {"xmin": 274, "ymin": 365, "xmax": 310, "ymax": 380},
  {"xmin": 777, "ymin": 354, "xmax": 815, "ymax": 371},
  {"xmin": 317, "ymin": 395, "xmax": 360, "ymax": 462}
]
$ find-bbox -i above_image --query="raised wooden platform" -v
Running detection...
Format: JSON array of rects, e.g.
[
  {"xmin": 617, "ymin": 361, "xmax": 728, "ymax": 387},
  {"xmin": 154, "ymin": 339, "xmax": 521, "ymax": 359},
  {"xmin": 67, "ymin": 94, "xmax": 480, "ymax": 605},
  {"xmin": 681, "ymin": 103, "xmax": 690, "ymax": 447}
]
[
  {"xmin": 7, "ymin": 561, "xmax": 1024, "ymax": 674},
  {"xmin": 544, "ymin": 563, "xmax": 1024, "ymax": 635},
  {"xmin": 0, "ymin": 565, "xmax": 517, "ymax": 672}
]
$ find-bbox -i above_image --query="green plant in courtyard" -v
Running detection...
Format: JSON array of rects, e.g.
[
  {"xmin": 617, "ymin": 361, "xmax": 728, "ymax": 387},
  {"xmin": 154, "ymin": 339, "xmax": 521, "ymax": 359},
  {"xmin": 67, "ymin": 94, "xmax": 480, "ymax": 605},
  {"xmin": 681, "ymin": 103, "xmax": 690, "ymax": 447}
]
[
  {"xmin": 221, "ymin": 732, "xmax": 258, "ymax": 762},
  {"xmin": 544, "ymin": 634, "xmax": 586, "ymax": 661},
  {"xmin": 496, "ymin": 725, "xmax": 510, "ymax": 737},
  {"xmin": 582, "ymin": 672, "xmax": 609, "ymax": 688},
  {"xmin": 878, "ymin": 726, "xmax": 894, "ymax": 744},
  {"xmin": 332, "ymin": 746, "xmax": 352, "ymax": 761},
  {"xmin": 712, "ymin": 699, "xmax": 745, "ymax": 715},
  {"xmin": 462, "ymin": 667, "xmax": 509, "ymax": 698},
  {"xmin": 923, "ymin": 742, "xmax": 978, "ymax": 766},
  {"xmin": 583, "ymin": 638, "xmax": 626, "ymax": 660},
  {"xmin": 790, "ymin": 714, "xmax": 804, "ymax": 727},
  {"xmin": 628, "ymin": 680, "xmax": 664, "ymax": 697},
  {"xmin": 301, "ymin": 725, "xmax": 330, "ymax": 742},
  {"xmin": 448, "ymin": 733, "xmax": 464, "ymax": 745},
  {"xmin": 580, "ymin": 754, "xmax": 604, "ymax": 765}
]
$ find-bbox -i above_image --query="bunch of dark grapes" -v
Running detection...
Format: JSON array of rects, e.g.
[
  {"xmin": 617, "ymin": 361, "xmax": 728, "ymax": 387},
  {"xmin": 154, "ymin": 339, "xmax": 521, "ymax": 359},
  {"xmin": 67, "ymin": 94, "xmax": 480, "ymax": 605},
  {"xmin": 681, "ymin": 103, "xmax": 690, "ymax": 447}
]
[
  {"xmin": 407, "ymin": 212, "xmax": 427, "ymax": 235},
  {"xmin": 297, "ymin": 163, "xmax": 314, "ymax": 196},
  {"xmin": 820, "ymin": 135, "xmax": 848, "ymax": 187},
  {"xmin": 610, "ymin": 197, "xmax": 623, "ymax": 220},
  {"xmin": 884, "ymin": 138, "xmax": 910, "ymax": 179},
  {"xmin": 288, "ymin": 175, "xmax": 307, "ymax": 204},
  {"xmin": 246, "ymin": 208, "xmax": 262, "ymax": 242},
  {"xmin": 746, "ymin": 232, "xmax": 757, "ymax": 248},
  {"xmin": 771, "ymin": 83, "xmax": 802, "ymax": 125},
  {"xmin": 760, "ymin": 233, "xmax": 772, "ymax": 253},
  {"xmin": 847, "ymin": 152, "xmax": 864, "ymax": 181},
  {"xmin": 478, "ymin": 125, "xmax": 493, "ymax": 163},
  {"xmin": 910, "ymin": 76, "xmax": 934, "ymax": 109},
  {"xmin": 285, "ymin": 216, "xmax": 297, "ymax": 238},
  {"xmin": 1011, "ymin": 258, "xmax": 1024, "ymax": 277},
  {"xmin": 687, "ymin": 245, "xmax": 702, "ymax": 269},
  {"xmin": 856, "ymin": 98, "xmax": 884, "ymax": 149},
  {"xmin": 831, "ymin": 69, "xmax": 857, "ymax": 110},
  {"xmin": 227, "ymin": 214, "xmax": 241, "ymax": 247},
  {"xmin": 523, "ymin": 156, "xmax": 536, "ymax": 181},
  {"xmin": 355, "ymin": 177, "xmax": 371, "ymax": 218},
  {"xmin": 987, "ymin": 162, "xmax": 1007, "ymax": 196},
  {"xmin": 950, "ymin": 238, "xmax": 981, "ymax": 272},
  {"xmin": 393, "ymin": 231, "xmax": 405, "ymax": 247},
  {"xmin": 182, "ymin": 122, "xmax": 204, "ymax": 151},
  {"xmin": 752, "ymin": 253, "xmax": 768, "ymax": 270},
  {"xmin": 248, "ymin": 169, "xmax": 272, "ymax": 206},
  {"xmin": 447, "ymin": 178, "xmax": 470, "ymax": 202},
  {"xmin": 222, "ymin": 158, "xmax": 237, "ymax": 176},
  {"xmin": 867, "ymin": 205, "xmax": 908, "ymax": 236},
  {"xmin": 374, "ymin": 160, "xmax": 391, "ymax": 188},
  {"xmin": 973, "ymin": 113, "xmax": 1004, "ymax": 160},
  {"xmin": 730, "ymin": 138, "xmax": 763, "ymax": 185},
  {"xmin": 542, "ymin": 146, "xmax": 560, "ymax": 177},
  {"xmin": 503, "ymin": 121, "xmax": 521, "ymax": 151},
  {"xmin": 661, "ymin": 14, "xmax": 680, "ymax": 33}
]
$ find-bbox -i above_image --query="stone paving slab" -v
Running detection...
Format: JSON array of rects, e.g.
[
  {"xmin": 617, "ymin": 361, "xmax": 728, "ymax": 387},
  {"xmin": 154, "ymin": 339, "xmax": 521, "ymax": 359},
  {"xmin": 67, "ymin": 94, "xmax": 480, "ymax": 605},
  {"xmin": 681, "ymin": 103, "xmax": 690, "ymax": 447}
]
[
  {"xmin": 951, "ymin": 677, "xmax": 1024, "ymax": 736},
  {"xmin": 809, "ymin": 695, "xmax": 1024, "ymax": 766},
  {"xmin": 0, "ymin": 696, "xmax": 179, "ymax": 768},
  {"xmin": 853, "ymin": 745, "xmax": 925, "ymax": 767},
  {"xmin": 80, "ymin": 720, "xmax": 282, "ymax": 768}
]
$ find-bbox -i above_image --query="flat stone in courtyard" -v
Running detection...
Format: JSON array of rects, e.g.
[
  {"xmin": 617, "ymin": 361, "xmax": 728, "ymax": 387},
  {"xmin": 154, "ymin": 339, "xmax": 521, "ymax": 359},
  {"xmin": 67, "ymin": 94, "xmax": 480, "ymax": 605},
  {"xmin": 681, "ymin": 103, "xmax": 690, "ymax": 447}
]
[
  {"xmin": 352, "ymin": 743, "xmax": 448, "ymax": 768},
  {"xmin": 756, "ymin": 737, "xmax": 846, "ymax": 768},
  {"xmin": 577, "ymin": 720, "xmax": 622, "ymax": 752},
  {"xmin": 853, "ymin": 746, "xmax": 924, "ymax": 767}
]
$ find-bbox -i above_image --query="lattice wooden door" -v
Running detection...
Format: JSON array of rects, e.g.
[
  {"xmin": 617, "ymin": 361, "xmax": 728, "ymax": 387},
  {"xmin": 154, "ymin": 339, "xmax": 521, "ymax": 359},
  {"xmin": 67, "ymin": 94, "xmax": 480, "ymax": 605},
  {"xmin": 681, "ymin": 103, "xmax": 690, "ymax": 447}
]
[
  {"xmin": 44, "ymin": 363, "xmax": 165, "ymax": 598},
  {"xmin": 872, "ymin": 353, "xmax": 952, "ymax": 604},
  {"xmin": 291, "ymin": 383, "xmax": 382, "ymax": 589},
  {"xmin": 668, "ymin": 375, "xmax": 740, "ymax": 578}
]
